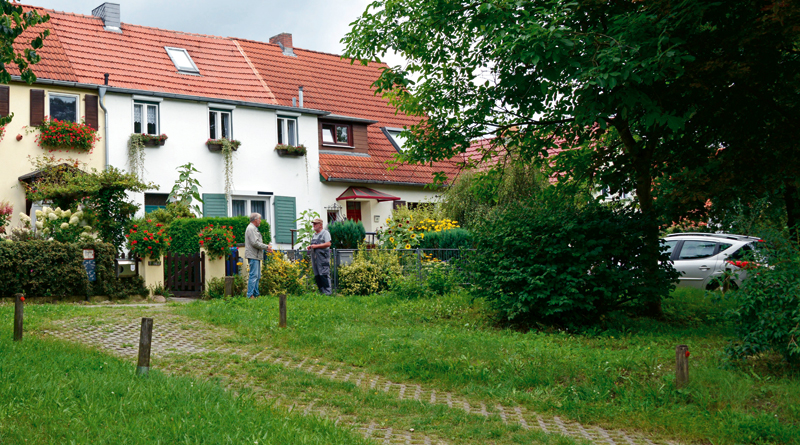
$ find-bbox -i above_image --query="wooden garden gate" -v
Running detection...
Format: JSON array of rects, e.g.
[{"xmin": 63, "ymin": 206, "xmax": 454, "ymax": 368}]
[{"xmin": 164, "ymin": 252, "xmax": 205, "ymax": 297}]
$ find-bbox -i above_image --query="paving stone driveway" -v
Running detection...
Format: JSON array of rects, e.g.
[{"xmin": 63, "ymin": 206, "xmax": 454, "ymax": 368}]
[{"xmin": 40, "ymin": 309, "xmax": 681, "ymax": 445}]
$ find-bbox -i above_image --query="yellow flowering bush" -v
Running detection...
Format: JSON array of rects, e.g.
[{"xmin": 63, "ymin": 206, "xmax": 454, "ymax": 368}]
[
  {"xmin": 338, "ymin": 248, "xmax": 403, "ymax": 295},
  {"xmin": 258, "ymin": 251, "xmax": 306, "ymax": 295}
]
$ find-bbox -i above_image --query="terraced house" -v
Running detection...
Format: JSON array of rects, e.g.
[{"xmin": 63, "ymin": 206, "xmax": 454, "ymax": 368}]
[{"xmin": 9, "ymin": 2, "xmax": 459, "ymax": 246}]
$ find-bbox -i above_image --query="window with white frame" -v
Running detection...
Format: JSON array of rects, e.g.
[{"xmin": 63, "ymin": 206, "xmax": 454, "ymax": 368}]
[
  {"xmin": 49, "ymin": 93, "xmax": 79, "ymax": 123},
  {"xmin": 165, "ymin": 47, "xmax": 200, "ymax": 74},
  {"xmin": 231, "ymin": 196, "xmax": 269, "ymax": 221},
  {"xmin": 209, "ymin": 109, "xmax": 232, "ymax": 140},
  {"xmin": 277, "ymin": 116, "xmax": 298, "ymax": 146},
  {"xmin": 134, "ymin": 102, "xmax": 159, "ymax": 135}
]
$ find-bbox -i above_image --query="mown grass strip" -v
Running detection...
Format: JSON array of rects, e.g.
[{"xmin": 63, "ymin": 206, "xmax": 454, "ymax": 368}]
[{"xmin": 0, "ymin": 319, "xmax": 369, "ymax": 445}]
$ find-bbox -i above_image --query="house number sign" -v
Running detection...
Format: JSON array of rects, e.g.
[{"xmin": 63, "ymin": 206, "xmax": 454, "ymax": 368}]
[{"xmin": 82, "ymin": 249, "xmax": 97, "ymax": 282}]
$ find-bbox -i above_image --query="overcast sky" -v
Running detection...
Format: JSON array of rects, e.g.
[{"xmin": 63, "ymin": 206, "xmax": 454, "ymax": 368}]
[{"xmin": 29, "ymin": 0, "xmax": 405, "ymax": 65}]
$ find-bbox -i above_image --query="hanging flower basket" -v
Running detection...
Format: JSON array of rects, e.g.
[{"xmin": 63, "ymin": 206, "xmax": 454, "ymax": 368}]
[
  {"xmin": 207, "ymin": 138, "xmax": 240, "ymax": 152},
  {"xmin": 275, "ymin": 143, "xmax": 307, "ymax": 157}
]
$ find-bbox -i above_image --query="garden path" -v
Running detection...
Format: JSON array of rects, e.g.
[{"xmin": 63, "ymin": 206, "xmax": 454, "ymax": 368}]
[{"xmin": 39, "ymin": 308, "xmax": 682, "ymax": 445}]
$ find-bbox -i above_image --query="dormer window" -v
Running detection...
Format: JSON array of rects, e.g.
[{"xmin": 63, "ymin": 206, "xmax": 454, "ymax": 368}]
[
  {"xmin": 165, "ymin": 47, "xmax": 199, "ymax": 75},
  {"xmin": 383, "ymin": 127, "xmax": 408, "ymax": 152},
  {"xmin": 321, "ymin": 122, "xmax": 352, "ymax": 147}
]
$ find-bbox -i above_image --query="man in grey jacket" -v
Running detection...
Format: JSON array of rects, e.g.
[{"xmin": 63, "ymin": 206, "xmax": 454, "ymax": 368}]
[{"xmin": 245, "ymin": 212, "xmax": 271, "ymax": 298}]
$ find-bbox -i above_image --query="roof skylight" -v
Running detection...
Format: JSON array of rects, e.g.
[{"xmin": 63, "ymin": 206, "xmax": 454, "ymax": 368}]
[
  {"xmin": 165, "ymin": 47, "xmax": 199, "ymax": 74},
  {"xmin": 383, "ymin": 127, "xmax": 408, "ymax": 152}
]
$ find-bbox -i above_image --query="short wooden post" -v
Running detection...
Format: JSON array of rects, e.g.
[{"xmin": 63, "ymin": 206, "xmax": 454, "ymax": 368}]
[
  {"xmin": 137, "ymin": 318, "xmax": 153, "ymax": 376},
  {"xmin": 676, "ymin": 344, "xmax": 689, "ymax": 389},
  {"xmin": 279, "ymin": 293, "xmax": 287, "ymax": 328},
  {"xmin": 13, "ymin": 293, "xmax": 24, "ymax": 342},
  {"xmin": 224, "ymin": 276, "xmax": 234, "ymax": 297}
]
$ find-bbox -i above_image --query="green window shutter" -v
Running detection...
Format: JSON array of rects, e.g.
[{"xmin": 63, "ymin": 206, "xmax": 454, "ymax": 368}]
[
  {"xmin": 273, "ymin": 196, "xmax": 296, "ymax": 244},
  {"xmin": 203, "ymin": 194, "xmax": 228, "ymax": 218}
]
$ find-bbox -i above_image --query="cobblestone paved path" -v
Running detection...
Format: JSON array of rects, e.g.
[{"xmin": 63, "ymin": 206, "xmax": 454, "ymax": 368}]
[{"xmin": 40, "ymin": 309, "xmax": 682, "ymax": 445}]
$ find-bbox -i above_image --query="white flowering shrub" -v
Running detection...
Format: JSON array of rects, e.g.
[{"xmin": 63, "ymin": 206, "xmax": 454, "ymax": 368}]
[{"xmin": 35, "ymin": 206, "xmax": 95, "ymax": 243}]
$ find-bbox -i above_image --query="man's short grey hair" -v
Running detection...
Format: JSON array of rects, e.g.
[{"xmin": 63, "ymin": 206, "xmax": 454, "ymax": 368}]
[{"xmin": 249, "ymin": 212, "xmax": 262, "ymax": 222}]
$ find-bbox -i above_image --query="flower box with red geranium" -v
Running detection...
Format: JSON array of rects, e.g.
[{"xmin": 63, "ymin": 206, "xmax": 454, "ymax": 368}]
[
  {"xmin": 33, "ymin": 117, "xmax": 100, "ymax": 153},
  {"xmin": 141, "ymin": 133, "xmax": 168, "ymax": 147},
  {"xmin": 197, "ymin": 223, "xmax": 236, "ymax": 259},
  {"xmin": 125, "ymin": 219, "xmax": 172, "ymax": 258}
]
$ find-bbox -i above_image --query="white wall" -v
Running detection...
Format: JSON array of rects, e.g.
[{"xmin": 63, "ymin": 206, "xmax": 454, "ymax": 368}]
[
  {"xmin": 105, "ymin": 93, "xmax": 323, "ymax": 247},
  {"xmin": 319, "ymin": 182, "xmax": 441, "ymax": 233}
]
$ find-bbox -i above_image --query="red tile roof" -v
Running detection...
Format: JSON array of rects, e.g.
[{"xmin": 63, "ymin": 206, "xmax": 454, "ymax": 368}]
[
  {"xmin": 234, "ymin": 39, "xmax": 461, "ymax": 185},
  {"xmin": 16, "ymin": 5, "xmax": 276, "ymax": 104},
  {"xmin": 15, "ymin": 3, "xmax": 459, "ymax": 185}
]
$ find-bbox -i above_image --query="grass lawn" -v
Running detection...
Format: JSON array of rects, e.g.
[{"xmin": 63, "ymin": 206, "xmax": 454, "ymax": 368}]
[
  {"xmin": 0, "ymin": 307, "xmax": 370, "ymax": 445},
  {"xmin": 175, "ymin": 288, "xmax": 800, "ymax": 445}
]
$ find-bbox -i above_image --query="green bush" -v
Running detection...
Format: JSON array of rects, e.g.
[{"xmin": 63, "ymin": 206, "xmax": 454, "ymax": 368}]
[
  {"xmin": 0, "ymin": 240, "xmax": 147, "ymax": 299},
  {"xmin": 329, "ymin": 219, "xmax": 366, "ymax": 249},
  {"xmin": 204, "ymin": 275, "xmax": 247, "ymax": 299},
  {"xmin": 470, "ymin": 194, "xmax": 678, "ymax": 327},
  {"xmin": 419, "ymin": 228, "xmax": 473, "ymax": 249},
  {"xmin": 338, "ymin": 249, "xmax": 402, "ymax": 295},
  {"xmin": 167, "ymin": 217, "xmax": 270, "ymax": 255},
  {"xmin": 389, "ymin": 274, "xmax": 430, "ymax": 299},
  {"xmin": 145, "ymin": 202, "xmax": 196, "ymax": 226},
  {"xmin": 727, "ymin": 234, "xmax": 800, "ymax": 366},
  {"xmin": 424, "ymin": 261, "xmax": 461, "ymax": 295}
]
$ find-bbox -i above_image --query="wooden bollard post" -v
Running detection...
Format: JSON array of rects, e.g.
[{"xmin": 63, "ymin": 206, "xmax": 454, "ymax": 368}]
[
  {"xmin": 676, "ymin": 344, "xmax": 689, "ymax": 389},
  {"xmin": 279, "ymin": 293, "xmax": 287, "ymax": 328},
  {"xmin": 13, "ymin": 293, "xmax": 24, "ymax": 341},
  {"xmin": 137, "ymin": 318, "xmax": 153, "ymax": 376},
  {"xmin": 224, "ymin": 276, "xmax": 234, "ymax": 297}
]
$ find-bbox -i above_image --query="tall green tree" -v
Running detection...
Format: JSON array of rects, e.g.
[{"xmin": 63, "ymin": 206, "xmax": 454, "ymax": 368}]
[
  {"xmin": 0, "ymin": 1, "xmax": 50, "ymax": 126},
  {"xmin": 343, "ymin": 0, "xmax": 800, "ymax": 315}
]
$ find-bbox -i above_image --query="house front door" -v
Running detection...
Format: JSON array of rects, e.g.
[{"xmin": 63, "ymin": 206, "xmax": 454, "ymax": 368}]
[{"xmin": 346, "ymin": 201, "xmax": 362, "ymax": 222}]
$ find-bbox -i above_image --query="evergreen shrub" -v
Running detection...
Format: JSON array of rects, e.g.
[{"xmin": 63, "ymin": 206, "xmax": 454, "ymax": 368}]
[
  {"xmin": 470, "ymin": 196, "xmax": 678, "ymax": 327},
  {"xmin": 329, "ymin": 219, "xmax": 366, "ymax": 249},
  {"xmin": 167, "ymin": 217, "xmax": 270, "ymax": 255},
  {"xmin": 0, "ymin": 240, "xmax": 147, "ymax": 299},
  {"xmin": 419, "ymin": 228, "xmax": 473, "ymax": 249}
]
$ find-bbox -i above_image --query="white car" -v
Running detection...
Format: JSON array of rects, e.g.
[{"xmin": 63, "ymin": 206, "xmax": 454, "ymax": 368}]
[{"xmin": 663, "ymin": 233, "xmax": 763, "ymax": 290}]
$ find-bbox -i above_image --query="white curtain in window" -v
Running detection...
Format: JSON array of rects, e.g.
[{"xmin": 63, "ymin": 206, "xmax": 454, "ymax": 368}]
[
  {"xmin": 133, "ymin": 104, "xmax": 142, "ymax": 133},
  {"xmin": 251, "ymin": 200, "xmax": 265, "ymax": 219},
  {"xmin": 147, "ymin": 105, "xmax": 157, "ymax": 135},
  {"xmin": 232, "ymin": 200, "xmax": 246, "ymax": 217}
]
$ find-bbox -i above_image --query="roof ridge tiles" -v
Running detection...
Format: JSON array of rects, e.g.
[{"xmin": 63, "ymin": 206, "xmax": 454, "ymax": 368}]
[{"xmin": 233, "ymin": 37, "xmax": 389, "ymax": 68}]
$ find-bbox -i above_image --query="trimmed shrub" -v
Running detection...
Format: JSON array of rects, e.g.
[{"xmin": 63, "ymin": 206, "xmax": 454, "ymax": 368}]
[
  {"xmin": 419, "ymin": 228, "xmax": 473, "ymax": 249},
  {"xmin": 727, "ymin": 234, "xmax": 800, "ymax": 366},
  {"xmin": 0, "ymin": 240, "xmax": 147, "ymax": 299},
  {"xmin": 470, "ymin": 196, "xmax": 678, "ymax": 327},
  {"xmin": 167, "ymin": 217, "xmax": 270, "ymax": 255},
  {"xmin": 338, "ymin": 249, "xmax": 403, "ymax": 295},
  {"xmin": 329, "ymin": 219, "xmax": 366, "ymax": 249}
]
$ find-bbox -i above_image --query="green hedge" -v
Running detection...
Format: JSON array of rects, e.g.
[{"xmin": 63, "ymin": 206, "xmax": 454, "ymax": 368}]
[
  {"xmin": 419, "ymin": 228, "xmax": 473, "ymax": 249},
  {"xmin": 0, "ymin": 240, "xmax": 147, "ymax": 299},
  {"xmin": 167, "ymin": 217, "xmax": 271, "ymax": 255}
]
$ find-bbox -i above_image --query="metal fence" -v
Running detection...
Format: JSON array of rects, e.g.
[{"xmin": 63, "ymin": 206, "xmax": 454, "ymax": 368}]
[{"xmin": 266, "ymin": 248, "xmax": 473, "ymax": 290}]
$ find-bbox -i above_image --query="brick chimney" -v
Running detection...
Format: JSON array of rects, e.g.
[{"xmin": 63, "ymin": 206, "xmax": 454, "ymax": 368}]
[
  {"xmin": 92, "ymin": 3, "xmax": 121, "ymax": 33},
  {"xmin": 270, "ymin": 33, "xmax": 295, "ymax": 57}
]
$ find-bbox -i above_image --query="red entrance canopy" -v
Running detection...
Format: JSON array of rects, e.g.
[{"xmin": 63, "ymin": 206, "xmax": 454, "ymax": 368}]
[{"xmin": 336, "ymin": 186, "xmax": 401, "ymax": 202}]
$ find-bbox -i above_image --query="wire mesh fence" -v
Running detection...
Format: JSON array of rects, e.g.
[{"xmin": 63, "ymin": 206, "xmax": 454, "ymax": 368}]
[{"xmin": 266, "ymin": 248, "xmax": 474, "ymax": 290}]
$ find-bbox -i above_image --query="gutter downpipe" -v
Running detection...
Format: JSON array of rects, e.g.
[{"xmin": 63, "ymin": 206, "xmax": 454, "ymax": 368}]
[{"xmin": 99, "ymin": 74, "xmax": 109, "ymax": 170}]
